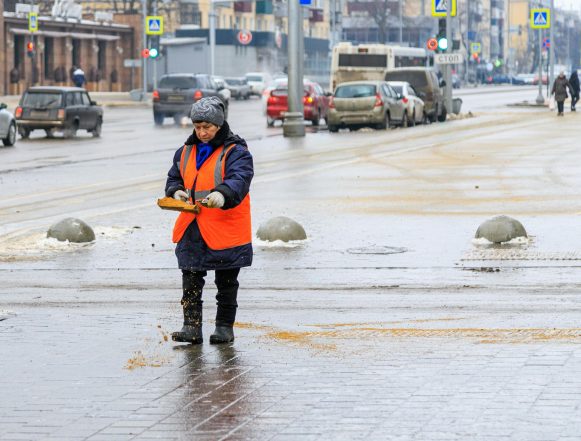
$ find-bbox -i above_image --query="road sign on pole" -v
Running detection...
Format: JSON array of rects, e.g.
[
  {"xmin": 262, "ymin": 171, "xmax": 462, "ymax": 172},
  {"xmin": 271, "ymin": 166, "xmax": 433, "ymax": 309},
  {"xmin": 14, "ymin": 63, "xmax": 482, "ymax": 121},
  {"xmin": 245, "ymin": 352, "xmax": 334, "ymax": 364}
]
[
  {"xmin": 470, "ymin": 42, "xmax": 481, "ymax": 54},
  {"xmin": 145, "ymin": 16, "xmax": 163, "ymax": 35},
  {"xmin": 432, "ymin": 0, "xmax": 456, "ymax": 18},
  {"xmin": 531, "ymin": 9, "xmax": 550, "ymax": 29},
  {"xmin": 237, "ymin": 30, "xmax": 253, "ymax": 45},
  {"xmin": 435, "ymin": 53, "xmax": 463, "ymax": 65},
  {"xmin": 28, "ymin": 12, "xmax": 38, "ymax": 32}
]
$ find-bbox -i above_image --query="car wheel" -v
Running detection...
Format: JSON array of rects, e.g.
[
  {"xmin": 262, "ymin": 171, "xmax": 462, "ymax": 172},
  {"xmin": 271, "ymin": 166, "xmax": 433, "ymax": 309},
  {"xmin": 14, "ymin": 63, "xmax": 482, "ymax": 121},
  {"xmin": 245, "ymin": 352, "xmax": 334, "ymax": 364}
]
[
  {"xmin": 18, "ymin": 127, "xmax": 30, "ymax": 139},
  {"xmin": 3, "ymin": 122, "xmax": 16, "ymax": 146},
  {"xmin": 378, "ymin": 113, "xmax": 390, "ymax": 130},
  {"xmin": 173, "ymin": 114, "xmax": 187, "ymax": 126},
  {"xmin": 64, "ymin": 121, "xmax": 78, "ymax": 139},
  {"xmin": 328, "ymin": 124, "xmax": 338, "ymax": 133},
  {"xmin": 437, "ymin": 106, "xmax": 447, "ymax": 122},
  {"xmin": 266, "ymin": 116, "xmax": 275, "ymax": 127},
  {"xmin": 45, "ymin": 128, "xmax": 57, "ymax": 138},
  {"xmin": 92, "ymin": 118, "xmax": 102, "ymax": 138},
  {"xmin": 408, "ymin": 110, "xmax": 416, "ymax": 127},
  {"xmin": 153, "ymin": 111, "xmax": 164, "ymax": 126}
]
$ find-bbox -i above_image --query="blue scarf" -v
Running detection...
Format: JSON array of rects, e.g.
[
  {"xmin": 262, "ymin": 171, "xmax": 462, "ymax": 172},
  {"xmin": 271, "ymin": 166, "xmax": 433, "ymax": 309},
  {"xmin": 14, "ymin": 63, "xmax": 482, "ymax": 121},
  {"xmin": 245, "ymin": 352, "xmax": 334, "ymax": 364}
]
[{"xmin": 196, "ymin": 143, "xmax": 213, "ymax": 170}]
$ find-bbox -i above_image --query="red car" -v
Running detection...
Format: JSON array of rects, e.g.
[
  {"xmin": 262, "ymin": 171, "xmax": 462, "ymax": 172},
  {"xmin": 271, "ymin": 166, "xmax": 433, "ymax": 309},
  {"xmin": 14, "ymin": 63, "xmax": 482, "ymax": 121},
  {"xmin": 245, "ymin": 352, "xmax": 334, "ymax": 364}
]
[{"xmin": 266, "ymin": 81, "xmax": 330, "ymax": 127}]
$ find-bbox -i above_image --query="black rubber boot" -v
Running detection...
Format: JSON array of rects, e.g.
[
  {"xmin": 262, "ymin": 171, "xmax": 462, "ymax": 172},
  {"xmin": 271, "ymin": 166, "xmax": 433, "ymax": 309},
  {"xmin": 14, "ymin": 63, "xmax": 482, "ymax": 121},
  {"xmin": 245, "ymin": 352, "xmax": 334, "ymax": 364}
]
[
  {"xmin": 210, "ymin": 324, "xmax": 235, "ymax": 344},
  {"xmin": 172, "ymin": 270, "xmax": 205, "ymax": 344}
]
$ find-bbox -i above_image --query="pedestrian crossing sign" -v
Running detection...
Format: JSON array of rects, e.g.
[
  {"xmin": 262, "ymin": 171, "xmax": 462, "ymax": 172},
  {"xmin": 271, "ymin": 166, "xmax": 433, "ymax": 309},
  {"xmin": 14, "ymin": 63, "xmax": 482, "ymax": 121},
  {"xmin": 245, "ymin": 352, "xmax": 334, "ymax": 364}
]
[
  {"xmin": 470, "ymin": 42, "xmax": 481, "ymax": 55},
  {"xmin": 531, "ymin": 9, "xmax": 550, "ymax": 29},
  {"xmin": 432, "ymin": 0, "xmax": 457, "ymax": 17},
  {"xmin": 28, "ymin": 12, "xmax": 38, "ymax": 32},
  {"xmin": 146, "ymin": 16, "xmax": 163, "ymax": 35}
]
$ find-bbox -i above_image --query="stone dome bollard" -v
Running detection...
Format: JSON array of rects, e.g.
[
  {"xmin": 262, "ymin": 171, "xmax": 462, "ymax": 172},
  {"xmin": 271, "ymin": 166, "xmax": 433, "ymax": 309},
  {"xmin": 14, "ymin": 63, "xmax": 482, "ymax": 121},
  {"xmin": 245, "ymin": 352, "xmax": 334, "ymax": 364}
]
[
  {"xmin": 475, "ymin": 215, "xmax": 527, "ymax": 244},
  {"xmin": 256, "ymin": 216, "xmax": 307, "ymax": 242},
  {"xmin": 47, "ymin": 218, "xmax": 96, "ymax": 243}
]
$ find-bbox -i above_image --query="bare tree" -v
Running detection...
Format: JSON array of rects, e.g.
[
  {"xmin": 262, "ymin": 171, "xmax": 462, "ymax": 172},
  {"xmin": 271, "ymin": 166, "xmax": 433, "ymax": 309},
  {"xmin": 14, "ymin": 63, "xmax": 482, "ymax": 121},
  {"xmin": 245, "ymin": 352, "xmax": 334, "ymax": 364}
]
[{"xmin": 351, "ymin": 0, "xmax": 393, "ymax": 43}]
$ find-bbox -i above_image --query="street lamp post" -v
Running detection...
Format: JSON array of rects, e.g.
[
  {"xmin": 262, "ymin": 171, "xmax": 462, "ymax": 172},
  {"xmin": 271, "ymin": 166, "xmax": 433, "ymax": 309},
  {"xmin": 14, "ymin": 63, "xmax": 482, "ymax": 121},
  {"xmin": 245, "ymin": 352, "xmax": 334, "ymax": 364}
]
[
  {"xmin": 209, "ymin": 0, "xmax": 216, "ymax": 76},
  {"xmin": 142, "ymin": 0, "xmax": 147, "ymax": 100},
  {"xmin": 536, "ymin": 28, "xmax": 544, "ymax": 104},
  {"xmin": 283, "ymin": 0, "xmax": 305, "ymax": 137}
]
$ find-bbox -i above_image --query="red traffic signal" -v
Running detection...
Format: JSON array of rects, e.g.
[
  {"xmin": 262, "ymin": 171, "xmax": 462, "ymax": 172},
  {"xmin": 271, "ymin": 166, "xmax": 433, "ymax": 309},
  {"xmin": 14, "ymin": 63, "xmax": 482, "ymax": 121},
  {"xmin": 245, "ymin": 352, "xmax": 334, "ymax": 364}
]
[
  {"xmin": 26, "ymin": 41, "xmax": 35, "ymax": 52},
  {"xmin": 427, "ymin": 38, "xmax": 438, "ymax": 51},
  {"xmin": 141, "ymin": 48, "xmax": 150, "ymax": 58},
  {"xmin": 472, "ymin": 52, "xmax": 479, "ymax": 62}
]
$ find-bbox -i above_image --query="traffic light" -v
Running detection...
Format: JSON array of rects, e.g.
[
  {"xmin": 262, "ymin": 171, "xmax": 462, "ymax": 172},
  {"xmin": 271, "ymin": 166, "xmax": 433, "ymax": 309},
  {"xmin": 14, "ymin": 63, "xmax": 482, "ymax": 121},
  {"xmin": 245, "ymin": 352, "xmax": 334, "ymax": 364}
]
[
  {"xmin": 141, "ymin": 48, "xmax": 150, "ymax": 58},
  {"xmin": 436, "ymin": 18, "xmax": 448, "ymax": 52},
  {"xmin": 427, "ymin": 38, "xmax": 438, "ymax": 52},
  {"xmin": 26, "ymin": 41, "xmax": 35, "ymax": 57},
  {"xmin": 149, "ymin": 36, "xmax": 160, "ymax": 59}
]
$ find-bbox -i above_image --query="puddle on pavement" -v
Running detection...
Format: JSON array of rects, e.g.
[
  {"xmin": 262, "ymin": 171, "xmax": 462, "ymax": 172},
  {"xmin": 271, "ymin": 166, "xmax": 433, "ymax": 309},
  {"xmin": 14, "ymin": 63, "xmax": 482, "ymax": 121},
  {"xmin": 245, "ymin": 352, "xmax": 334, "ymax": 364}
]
[{"xmin": 0, "ymin": 226, "xmax": 136, "ymax": 262}]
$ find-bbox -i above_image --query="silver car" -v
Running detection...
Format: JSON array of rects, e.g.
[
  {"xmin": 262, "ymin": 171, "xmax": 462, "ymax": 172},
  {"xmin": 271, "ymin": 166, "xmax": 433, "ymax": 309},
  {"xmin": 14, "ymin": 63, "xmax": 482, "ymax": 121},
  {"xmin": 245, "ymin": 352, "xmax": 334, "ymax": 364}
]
[
  {"xmin": 0, "ymin": 103, "xmax": 17, "ymax": 146},
  {"xmin": 224, "ymin": 77, "xmax": 251, "ymax": 100},
  {"xmin": 386, "ymin": 81, "xmax": 426, "ymax": 126},
  {"xmin": 327, "ymin": 81, "xmax": 406, "ymax": 132}
]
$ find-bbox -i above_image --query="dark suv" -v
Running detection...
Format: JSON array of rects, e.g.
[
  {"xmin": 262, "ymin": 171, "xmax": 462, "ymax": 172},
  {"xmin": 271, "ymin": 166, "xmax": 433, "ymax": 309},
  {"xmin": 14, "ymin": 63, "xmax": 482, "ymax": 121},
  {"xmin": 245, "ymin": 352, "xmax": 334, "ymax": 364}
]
[
  {"xmin": 153, "ymin": 74, "xmax": 229, "ymax": 125},
  {"xmin": 16, "ymin": 86, "xmax": 103, "ymax": 138}
]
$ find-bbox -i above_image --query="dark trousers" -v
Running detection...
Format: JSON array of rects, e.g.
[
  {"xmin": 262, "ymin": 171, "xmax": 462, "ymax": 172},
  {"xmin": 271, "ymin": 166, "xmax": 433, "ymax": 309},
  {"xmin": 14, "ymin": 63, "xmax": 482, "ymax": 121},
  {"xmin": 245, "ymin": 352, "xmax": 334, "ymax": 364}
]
[
  {"xmin": 572, "ymin": 94, "xmax": 579, "ymax": 110},
  {"xmin": 181, "ymin": 268, "xmax": 240, "ymax": 326},
  {"xmin": 557, "ymin": 100, "xmax": 565, "ymax": 114}
]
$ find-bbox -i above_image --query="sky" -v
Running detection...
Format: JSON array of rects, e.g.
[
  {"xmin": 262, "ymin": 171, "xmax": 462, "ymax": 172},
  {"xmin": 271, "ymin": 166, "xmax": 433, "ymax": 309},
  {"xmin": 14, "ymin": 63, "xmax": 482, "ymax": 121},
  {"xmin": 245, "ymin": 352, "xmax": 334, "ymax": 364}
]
[{"xmin": 555, "ymin": 0, "xmax": 581, "ymax": 14}]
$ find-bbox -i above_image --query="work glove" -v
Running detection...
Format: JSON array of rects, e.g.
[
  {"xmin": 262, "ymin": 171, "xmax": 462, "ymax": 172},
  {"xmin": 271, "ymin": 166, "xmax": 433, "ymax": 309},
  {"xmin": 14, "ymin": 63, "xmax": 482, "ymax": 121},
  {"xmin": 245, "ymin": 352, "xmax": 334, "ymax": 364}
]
[
  {"xmin": 202, "ymin": 191, "xmax": 225, "ymax": 208},
  {"xmin": 173, "ymin": 190, "xmax": 189, "ymax": 202}
]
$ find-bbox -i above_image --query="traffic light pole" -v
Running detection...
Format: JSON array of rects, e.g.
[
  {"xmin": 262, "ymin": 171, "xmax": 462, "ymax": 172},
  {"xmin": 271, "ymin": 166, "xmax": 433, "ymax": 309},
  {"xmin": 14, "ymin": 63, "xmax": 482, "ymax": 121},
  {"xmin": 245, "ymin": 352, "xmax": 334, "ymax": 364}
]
[
  {"xmin": 444, "ymin": 4, "xmax": 453, "ymax": 115},
  {"xmin": 536, "ymin": 29, "xmax": 544, "ymax": 105},
  {"xmin": 141, "ymin": 0, "xmax": 147, "ymax": 100}
]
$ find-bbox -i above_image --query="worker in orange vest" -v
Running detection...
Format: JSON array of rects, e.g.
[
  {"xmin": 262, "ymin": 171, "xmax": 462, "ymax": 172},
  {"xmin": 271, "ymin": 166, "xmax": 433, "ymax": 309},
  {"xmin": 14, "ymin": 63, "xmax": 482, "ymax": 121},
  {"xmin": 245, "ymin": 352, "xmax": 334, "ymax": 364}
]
[{"xmin": 165, "ymin": 96, "xmax": 253, "ymax": 344}]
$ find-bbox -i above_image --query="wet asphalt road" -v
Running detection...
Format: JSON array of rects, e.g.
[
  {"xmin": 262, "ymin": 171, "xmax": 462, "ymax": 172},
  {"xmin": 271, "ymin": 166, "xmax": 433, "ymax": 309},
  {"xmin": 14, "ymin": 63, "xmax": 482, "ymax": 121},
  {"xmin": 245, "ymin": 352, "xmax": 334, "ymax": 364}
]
[{"xmin": 2, "ymin": 86, "xmax": 581, "ymax": 440}]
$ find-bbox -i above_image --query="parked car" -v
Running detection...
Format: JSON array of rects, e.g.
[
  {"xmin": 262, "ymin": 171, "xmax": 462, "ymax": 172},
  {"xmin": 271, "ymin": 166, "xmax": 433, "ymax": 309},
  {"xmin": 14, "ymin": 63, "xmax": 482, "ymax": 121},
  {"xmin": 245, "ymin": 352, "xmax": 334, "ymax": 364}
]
[
  {"xmin": 224, "ymin": 77, "xmax": 251, "ymax": 100},
  {"xmin": 327, "ymin": 81, "xmax": 406, "ymax": 132},
  {"xmin": 515, "ymin": 73, "xmax": 535, "ymax": 85},
  {"xmin": 532, "ymin": 74, "xmax": 548, "ymax": 85},
  {"xmin": 266, "ymin": 80, "xmax": 330, "ymax": 127},
  {"xmin": 384, "ymin": 68, "xmax": 447, "ymax": 123},
  {"xmin": 0, "ymin": 102, "xmax": 17, "ymax": 146},
  {"xmin": 15, "ymin": 86, "xmax": 103, "ymax": 139},
  {"xmin": 261, "ymin": 77, "xmax": 289, "ymax": 115},
  {"xmin": 245, "ymin": 72, "xmax": 272, "ymax": 97},
  {"xmin": 211, "ymin": 76, "xmax": 231, "ymax": 102},
  {"xmin": 152, "ymin": 73, "xmax": 229, "ymax": 126},
  {"xmin": 386, "ymin": 81, "xmax": 425, "ymax": 126}
]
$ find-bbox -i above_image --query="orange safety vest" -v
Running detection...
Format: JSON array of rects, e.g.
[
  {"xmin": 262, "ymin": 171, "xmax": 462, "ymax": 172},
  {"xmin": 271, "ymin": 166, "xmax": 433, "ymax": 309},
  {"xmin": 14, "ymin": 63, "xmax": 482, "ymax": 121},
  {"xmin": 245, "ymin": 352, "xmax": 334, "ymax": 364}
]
[{"xmin": 172, "ymin": 143, "xmax": 252, "ymax": 249}]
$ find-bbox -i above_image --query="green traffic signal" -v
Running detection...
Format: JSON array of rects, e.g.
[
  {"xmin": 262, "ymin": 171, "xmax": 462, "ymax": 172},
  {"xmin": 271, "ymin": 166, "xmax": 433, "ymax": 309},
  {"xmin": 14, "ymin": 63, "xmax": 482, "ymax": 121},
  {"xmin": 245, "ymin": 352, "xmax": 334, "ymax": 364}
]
[
  {"xmin": 149, "ymin": 48, "xmax": 159, "ymax": 59},
  {"xmin": 437, "ymin": 37, "xmax": 448, "ymax": 51}
]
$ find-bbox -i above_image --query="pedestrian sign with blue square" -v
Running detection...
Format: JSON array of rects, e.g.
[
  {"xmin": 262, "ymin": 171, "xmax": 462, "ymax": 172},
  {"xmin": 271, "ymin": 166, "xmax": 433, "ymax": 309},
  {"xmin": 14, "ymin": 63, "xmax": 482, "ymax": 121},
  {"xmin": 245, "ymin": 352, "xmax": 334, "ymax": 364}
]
[
  {"xmin": 28, "ymin": 12, "xmax": 38, "ymax": 32},
  {"xmin": 531, "ymin": 9, "xmax": 550, "ymax": 29},
  {"xmin": 146, "ymin": 16, "xmax": 163, "ymax": 35},
  {"xmin": 432, "ymin": 0, "xmax": 456, "ymax": 17}
]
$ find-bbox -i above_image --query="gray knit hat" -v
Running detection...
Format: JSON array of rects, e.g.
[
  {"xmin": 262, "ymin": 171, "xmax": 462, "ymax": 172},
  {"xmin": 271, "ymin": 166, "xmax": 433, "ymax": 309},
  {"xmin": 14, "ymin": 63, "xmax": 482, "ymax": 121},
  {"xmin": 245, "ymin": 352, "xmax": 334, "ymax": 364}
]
[{"xmin": 190, "ymin": 96, "xmax": 225, "ymax": 126}]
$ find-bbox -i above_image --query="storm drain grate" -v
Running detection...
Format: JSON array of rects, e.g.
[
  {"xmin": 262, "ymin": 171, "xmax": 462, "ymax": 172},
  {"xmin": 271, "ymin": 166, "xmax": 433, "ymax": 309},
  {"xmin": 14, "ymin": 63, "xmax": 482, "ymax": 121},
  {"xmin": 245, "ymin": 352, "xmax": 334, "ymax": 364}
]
[
  {"xmin": 347, "ymin": 246, "xmax": 408, "ymax": 255},
  {"xmin": 462, "ymin": 250, "xmax": 581, "ymax": 261}
]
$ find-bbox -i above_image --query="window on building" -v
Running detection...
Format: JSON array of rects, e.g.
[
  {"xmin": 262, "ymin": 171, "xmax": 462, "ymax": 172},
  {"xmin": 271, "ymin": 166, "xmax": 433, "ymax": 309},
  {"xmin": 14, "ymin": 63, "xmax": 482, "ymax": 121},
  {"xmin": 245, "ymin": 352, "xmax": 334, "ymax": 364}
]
[
  {"xmin": 98, "ymin": 41, "xmax": 107, "ymax": 72},
  {"xmin": 44, "ymin": 38, "xmax": 54, "ymax": 80},
  {"xmin": 72, "ymin": 39, "xmax": 81, "ymax": 67}
]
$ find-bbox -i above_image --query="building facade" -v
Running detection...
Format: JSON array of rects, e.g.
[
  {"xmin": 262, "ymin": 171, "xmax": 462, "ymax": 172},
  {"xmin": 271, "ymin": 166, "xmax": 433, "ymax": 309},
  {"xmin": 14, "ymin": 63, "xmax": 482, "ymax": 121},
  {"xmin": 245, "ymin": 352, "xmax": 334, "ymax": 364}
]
[{"xmin": 1, "ymin": 1, "xmax": 143, "ymax": 95}]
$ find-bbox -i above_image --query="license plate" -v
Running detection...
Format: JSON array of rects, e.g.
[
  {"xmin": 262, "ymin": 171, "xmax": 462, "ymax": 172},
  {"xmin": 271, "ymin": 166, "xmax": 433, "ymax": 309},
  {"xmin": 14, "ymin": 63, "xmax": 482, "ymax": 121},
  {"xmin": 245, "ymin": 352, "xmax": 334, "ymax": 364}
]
[
  {"xmin": 30, "ymin": 110, "xmax": 49, "ymax": 118},
  {"xmin": 167, "ymin": 95, "xmax": 185, "ymax": 102}
]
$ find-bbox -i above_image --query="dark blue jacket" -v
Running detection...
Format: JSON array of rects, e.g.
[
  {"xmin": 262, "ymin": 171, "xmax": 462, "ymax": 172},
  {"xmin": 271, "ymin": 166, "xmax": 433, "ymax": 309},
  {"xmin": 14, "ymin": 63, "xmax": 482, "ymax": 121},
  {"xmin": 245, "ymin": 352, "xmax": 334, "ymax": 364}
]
[{"xmin": 165, "ymin": 122, "xmax": 254, "ymax": 271}]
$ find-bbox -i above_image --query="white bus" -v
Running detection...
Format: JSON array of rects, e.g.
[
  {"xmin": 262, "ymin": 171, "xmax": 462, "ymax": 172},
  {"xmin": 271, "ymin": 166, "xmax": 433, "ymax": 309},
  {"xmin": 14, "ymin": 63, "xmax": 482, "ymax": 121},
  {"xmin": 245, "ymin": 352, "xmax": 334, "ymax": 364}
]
[{"xmin": 330, "ymin": 42, "xmax": 431, "ymax": 91}]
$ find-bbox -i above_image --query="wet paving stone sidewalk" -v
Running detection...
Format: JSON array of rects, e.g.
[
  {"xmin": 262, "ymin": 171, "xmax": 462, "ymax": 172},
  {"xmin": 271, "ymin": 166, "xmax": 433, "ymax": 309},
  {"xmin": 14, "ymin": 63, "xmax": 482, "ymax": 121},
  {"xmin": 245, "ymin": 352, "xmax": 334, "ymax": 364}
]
[{"xmin": 2, "ymin": 301, "xmax": 581, "ymax": 441}]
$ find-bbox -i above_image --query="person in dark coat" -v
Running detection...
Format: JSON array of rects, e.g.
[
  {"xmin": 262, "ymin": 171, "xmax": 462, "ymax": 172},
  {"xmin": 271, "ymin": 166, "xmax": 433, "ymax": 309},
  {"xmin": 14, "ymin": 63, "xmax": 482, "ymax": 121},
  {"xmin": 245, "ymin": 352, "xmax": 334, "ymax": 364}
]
[
  {"xmin": 569, "ymin": 70, "xmax": 580, "ymax": 111},
  {"xmin": 72, "ymin": 67, "xmax": 85, "ymax": 88},
  {"xmin": 165, "ymin": 96, "xmax": 253, "ymax": 345},
  {"xmin": 551, "ymin": 71, "xmax": 572, "ymax": 116}
]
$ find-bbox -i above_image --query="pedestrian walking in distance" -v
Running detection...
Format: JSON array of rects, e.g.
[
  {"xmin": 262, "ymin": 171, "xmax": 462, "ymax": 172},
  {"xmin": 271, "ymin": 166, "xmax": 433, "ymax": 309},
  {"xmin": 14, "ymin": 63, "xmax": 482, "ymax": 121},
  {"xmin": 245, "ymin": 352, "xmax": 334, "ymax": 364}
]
[
  {"xmin": 165, "ymin": 96, "xmax": 254, "ymax": 344},
  {"xmin": 72, "ymin": 67, "xmax": 85, "ymax": 88},
  {"xmin": 551, "ymin": 71, "xmax": 572, "ymax": 116},
  {"xmin": 569, "ymin": 70, "xmax": 580, "ymax": 111}
]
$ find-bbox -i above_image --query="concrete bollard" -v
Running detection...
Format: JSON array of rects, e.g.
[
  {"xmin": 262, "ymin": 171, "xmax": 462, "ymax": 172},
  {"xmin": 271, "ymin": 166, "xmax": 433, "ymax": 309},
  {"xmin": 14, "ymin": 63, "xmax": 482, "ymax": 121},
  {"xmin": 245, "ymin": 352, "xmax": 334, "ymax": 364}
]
[
  {"xmin": 47, "ymin": 218, "xmax": 96, "ymax": 243},
  {"xmin": 475, "ymin": 215, "xmax": 527, "ymax": 244},
  {"xmin": 256, "ymin": 216, "xmax": 307, "ymax": 242}
]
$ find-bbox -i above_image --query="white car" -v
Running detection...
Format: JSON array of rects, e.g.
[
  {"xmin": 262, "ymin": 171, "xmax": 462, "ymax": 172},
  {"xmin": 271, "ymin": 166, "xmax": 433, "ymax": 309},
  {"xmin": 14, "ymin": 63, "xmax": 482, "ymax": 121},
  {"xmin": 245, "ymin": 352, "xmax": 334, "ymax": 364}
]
[
  {"xmin": 211, "ymin": 76, "xmax": 232, "ymax": 102},
  {"xmin": 386, "ymin": 81, "xmax": 426, "ymax": 126},
  {"xmin": 0, "ymin": 102, "xmax": 17, "ymax": 146},
  {"xmin": 245, "ymin": 72, "xmax": 271, "ymax": 97}
]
